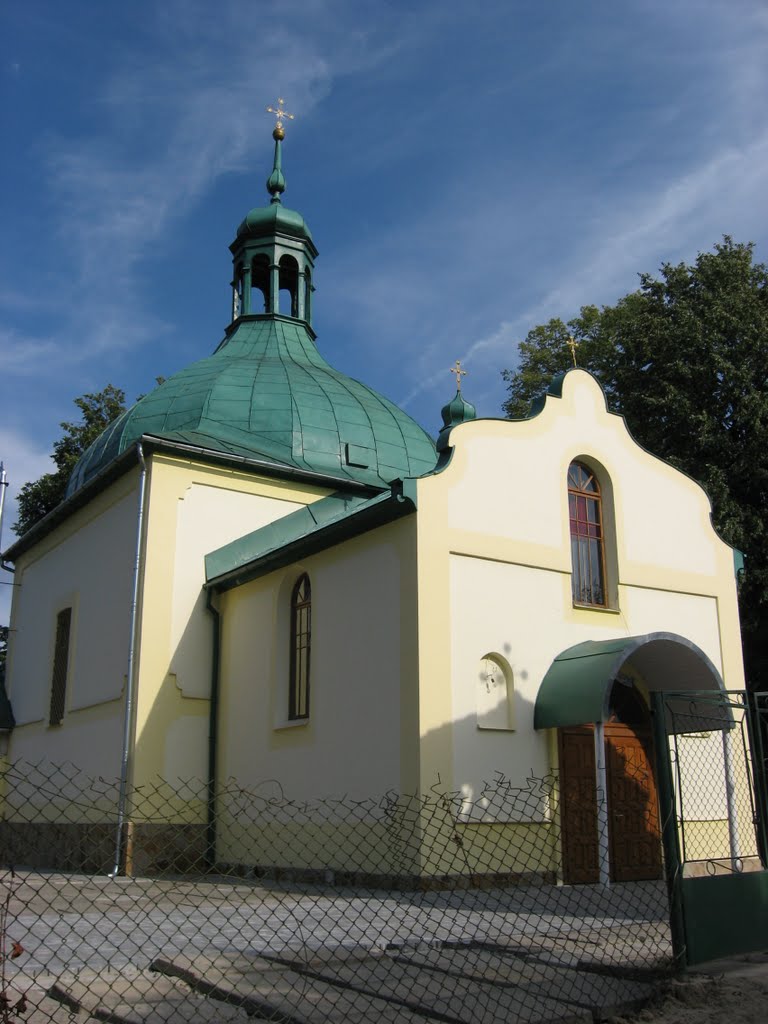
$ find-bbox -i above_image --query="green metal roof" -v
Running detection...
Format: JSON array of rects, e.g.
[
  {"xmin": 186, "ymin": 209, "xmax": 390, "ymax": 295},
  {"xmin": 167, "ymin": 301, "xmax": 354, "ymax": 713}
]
[
  {"xmin": 205, "ymin": 481, "xmax": 416, "ymax": 592},
  {"xmin": 237, "ymin": 202, "xmax": 312, "ymax": 244},
  {"xmin": 236, "ymin": 130, "xmax": 313, "ymax": 244},
  {"xmin": 66, "ymin": 316, "xmax": 437, "ymax": 496},
  {"xmin": 437, "ymin": 388, "xmax": 477, "ymax": 452},
  {"xmin": 533, "ymin": 633, "xmax": 725, "ymax": 731}
]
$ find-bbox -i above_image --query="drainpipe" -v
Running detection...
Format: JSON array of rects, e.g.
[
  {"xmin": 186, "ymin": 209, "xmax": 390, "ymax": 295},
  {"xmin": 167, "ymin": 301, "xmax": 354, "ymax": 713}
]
[
  {"xmin": 205, "ymin": 588, "xmax": 221, "ymax": 870},
  {"xmin": 111, "ymin": 443, "xmax": 148, "ymax": 878}
]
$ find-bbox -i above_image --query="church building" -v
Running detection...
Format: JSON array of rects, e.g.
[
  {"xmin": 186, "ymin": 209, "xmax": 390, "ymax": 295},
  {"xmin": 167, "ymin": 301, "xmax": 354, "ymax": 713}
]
[{"xmin": 2, "ymin": 109, "xmax": 746, "ymax": 884}]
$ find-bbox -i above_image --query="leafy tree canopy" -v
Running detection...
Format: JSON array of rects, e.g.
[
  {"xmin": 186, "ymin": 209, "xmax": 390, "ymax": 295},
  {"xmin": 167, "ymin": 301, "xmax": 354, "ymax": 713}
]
[
  {"xmin": 13, "ymin": 385, "xmax": 127, "ymax": 537},
  {"xmin": 501, "ymin": 237, "xmax": 768, "ymax": 684}
]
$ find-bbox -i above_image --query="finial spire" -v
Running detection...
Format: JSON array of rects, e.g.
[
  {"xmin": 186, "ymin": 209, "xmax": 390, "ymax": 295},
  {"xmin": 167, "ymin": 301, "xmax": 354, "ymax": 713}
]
[
  {"xmin": 265, "ymin": 98, "xmax": 295, "ymax": 203},
  {"xmin": 449, "ymin": 359, "xmax": 468, "ymax": 391},
  {"xmin": 566, "ymin": 335, "xmax": 579, "ymax": 368},
  {"xmin": 266, "ymin": 98, "xmax": 295, "ymax": 141}
]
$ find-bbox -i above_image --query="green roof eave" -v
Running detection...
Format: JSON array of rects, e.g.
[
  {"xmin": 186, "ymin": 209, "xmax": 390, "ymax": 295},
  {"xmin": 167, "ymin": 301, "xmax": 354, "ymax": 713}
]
[
  {"xmin": 533, "ymin": 633, "xmax": 726, "ymax": 731},
  {"xmin": 2, "ymin": 445, "xmax": 142, "ymax": 563},
  {"xmin": 3, "ymin": 436, "xmax": 377, "ymax": 564},
  {"xmin": 205, "ymin": 480, "xmax": 417, "ymax": 593},
  {"xmin": 141, "ymin": 434, "xmax": 381, "ymax": 494}
]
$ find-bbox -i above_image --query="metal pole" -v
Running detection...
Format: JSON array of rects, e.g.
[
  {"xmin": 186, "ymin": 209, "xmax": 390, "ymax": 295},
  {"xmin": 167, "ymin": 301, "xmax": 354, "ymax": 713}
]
[
  {"xmin": 745, "ymin": 692, "xmax": 768, "ymax": 865},
  {"xmin": 594, "ymin": 720, "xmax": 611, "ymax": 885},
  {"xmin": 722, "ymin": 726, "xmax": 742, "ymax": 870},
  {"xmin": 0, "ymin": 463, "xmax": 8, "ymax": 552},
  {"xmin": 651, "ymin": 692, "xmax": 687, "ymax": 971},
  {"xmin": 205, "ymin": 590, "xmax": 221, "ymax": 870},
  {"xmin": 110, "ymin": 444, "xmax": 147, "ymax": 878}
]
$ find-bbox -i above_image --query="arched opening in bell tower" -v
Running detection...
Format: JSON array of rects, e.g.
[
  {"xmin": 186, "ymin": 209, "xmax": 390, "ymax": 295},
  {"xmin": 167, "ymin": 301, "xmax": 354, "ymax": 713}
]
[
  {"xmin": 279, "ymin": 255, "xmax": 299, "ymax": 318},
  {"xmin": 251, "ymin": 255, "xmax": 270, "ymax": 313},
  {"xmin": 303, "ymin": 267, "xmax": 312, "ymax": 324},
  {"xmin": 231, "ymin": 268, "xmax": 243, "ymax": 321}
]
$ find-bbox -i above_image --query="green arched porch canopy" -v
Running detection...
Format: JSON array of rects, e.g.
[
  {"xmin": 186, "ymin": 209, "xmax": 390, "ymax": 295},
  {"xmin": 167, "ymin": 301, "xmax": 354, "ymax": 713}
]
[{"xmin": 534, "ymin": 632, "xmax": 727, "ymax": 731}]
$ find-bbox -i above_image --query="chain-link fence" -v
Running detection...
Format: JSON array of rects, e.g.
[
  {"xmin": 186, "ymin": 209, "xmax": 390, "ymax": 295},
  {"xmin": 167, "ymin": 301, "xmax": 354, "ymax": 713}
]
[
  {"xmin": 664, "ymin": 691, "xmax": 765, "ymax": 873},
  {"xmin": 0, "ymin": 760, "xmax": 673, "ymax": 1023}
]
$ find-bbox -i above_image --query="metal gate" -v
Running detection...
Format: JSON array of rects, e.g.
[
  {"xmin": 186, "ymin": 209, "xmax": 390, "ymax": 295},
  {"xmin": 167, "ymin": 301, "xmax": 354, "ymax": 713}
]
[{"xmin": 653, "ymin": 690, "xmax": 768, "ymax": 966}]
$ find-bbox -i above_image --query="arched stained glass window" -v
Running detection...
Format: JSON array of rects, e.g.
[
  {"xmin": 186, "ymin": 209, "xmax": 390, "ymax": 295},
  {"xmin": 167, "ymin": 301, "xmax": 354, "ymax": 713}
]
[
  {"xmin": 289, "ymin": 574, "xmax": 311, "ymax": 719},
  {"xmin": 568, "ymin": 462, "xmax": 606, "ymax": 606}
]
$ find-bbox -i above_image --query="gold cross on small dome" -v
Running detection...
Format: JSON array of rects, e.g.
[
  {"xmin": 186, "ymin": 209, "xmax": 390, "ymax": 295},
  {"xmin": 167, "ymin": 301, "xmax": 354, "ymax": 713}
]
[
  {"xmin": 566, "ymin": 336, "xmax": 579, "ymax": 368},
  {"xmin": 266, "ymin": 98, "xmax": 295, "ymax": 138},
  {"xmin": 449, "ymin": 360, "xmax": 468, "ymax": 390}
]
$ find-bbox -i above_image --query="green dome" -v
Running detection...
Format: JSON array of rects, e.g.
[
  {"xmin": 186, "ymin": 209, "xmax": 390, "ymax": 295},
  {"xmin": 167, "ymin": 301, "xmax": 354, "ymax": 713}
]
[
  {"xmin": 66, "ymin": 318, "xmax": 437, "ymax": 496},
  {"xmin": 437, "ymin": 389, "xmax": 476, "ymax": 451},
  {"xmin": 237, "ymin": 202, "xmax": 312, "ymax": 243}
]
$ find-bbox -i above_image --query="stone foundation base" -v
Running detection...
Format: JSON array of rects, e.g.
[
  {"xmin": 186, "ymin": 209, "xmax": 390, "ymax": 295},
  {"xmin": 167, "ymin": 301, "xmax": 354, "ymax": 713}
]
[
  {"xmin": 0, "ymin": 822, "xmax": 207, "ymax": 876},
  {"xmin": 0, "ymin": 822, "xmax": 555, "ymax": 888}
]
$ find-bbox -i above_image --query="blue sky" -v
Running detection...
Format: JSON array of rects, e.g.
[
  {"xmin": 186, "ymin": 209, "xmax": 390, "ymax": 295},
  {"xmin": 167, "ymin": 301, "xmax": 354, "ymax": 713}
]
[{"xmin": 1, "ymin": 0, "xmax": 767, "ymax": 620}]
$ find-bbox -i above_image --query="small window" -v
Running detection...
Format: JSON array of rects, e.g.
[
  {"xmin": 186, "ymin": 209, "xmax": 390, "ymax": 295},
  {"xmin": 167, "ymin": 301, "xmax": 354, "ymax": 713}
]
[
  {"xmin": 568, "ymin": 461, "xmax": 606, "ymax": 606},
  {"xmin": 289, "ymin": 574, "xmax": 311, "ymax": 720},
  {"xmin": 49, "ymin": 608, "xmax": 72, "ymax": 726}
]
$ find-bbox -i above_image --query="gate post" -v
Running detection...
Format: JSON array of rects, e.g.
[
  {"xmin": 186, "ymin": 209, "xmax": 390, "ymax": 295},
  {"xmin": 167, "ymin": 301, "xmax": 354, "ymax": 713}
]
[
  {"xmin": 651, "ymin": 692, "xmax": 687, "ymax": 971},
  {"xmin": 746, "ymin": 692, "xmax": 768, "ymax": 865},
  {"xmin": 594, "ymin": 720, "xmax": 611, "ymax": 885}
]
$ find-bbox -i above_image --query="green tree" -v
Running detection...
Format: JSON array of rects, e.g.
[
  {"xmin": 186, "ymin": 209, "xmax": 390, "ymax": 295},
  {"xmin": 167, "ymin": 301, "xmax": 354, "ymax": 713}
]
[
  {"xmin": 502, "ymin": 237, "xmax": 768, "ymax": 685},
  {"xmin": 13, "ymin": 385, "xmax": 127, "ymax": 536}
]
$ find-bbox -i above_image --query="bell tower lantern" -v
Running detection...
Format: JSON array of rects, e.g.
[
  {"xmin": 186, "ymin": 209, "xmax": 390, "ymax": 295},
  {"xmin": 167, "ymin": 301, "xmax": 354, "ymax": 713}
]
[{"xmin": 229, "ymin": 99, "xmax": 318, "ymax": 327}]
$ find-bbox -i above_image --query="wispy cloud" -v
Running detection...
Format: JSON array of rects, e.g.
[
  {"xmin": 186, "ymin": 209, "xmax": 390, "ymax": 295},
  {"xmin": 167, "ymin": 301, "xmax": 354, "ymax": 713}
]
[
  {"xmin": 0, "ymin": 430, "xmax": 54, "ymax": 526},
  {"xmin": 3, "ymin": 0, "xmax": 767, "ymax": 438},
  {"xmin": 37, "ymin": 40, "xmax": 328, "ymax": 359},
  {"xmin": 4, "ymin": 0, "xmax": 397, "ymax": 380},
  {"xmin": 328, "ymin": 0, "xmax": 768, "ymax": 422},
  {"xmin": 0, "ymin": 432, "xmax": 55, "ymax": 624},
  {"xmin": 395, "ymin": 123, "xmax": 768, "ymax": 417},
  {"xmin": 0, "ymin": 328, "xmax": 64, "ymax": 374}
]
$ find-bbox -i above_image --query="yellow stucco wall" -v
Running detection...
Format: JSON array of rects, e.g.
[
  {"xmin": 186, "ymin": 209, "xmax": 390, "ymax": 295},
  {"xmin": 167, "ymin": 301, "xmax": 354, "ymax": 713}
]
[
  {"xmin": 5, "ymin": 470, "xmax": 141, "ymax": 777},
  {"xmin": 131, "ymin": 453, "xmax": 334, "ymax": 791},
  {"xmin": 4, "ymin": 370, "xmax": 749, "ymax": 879},
  {"xmin": 414, "ymin": 370, "xmax": 745, "ymax": 814},
  {"xmin": 215, "ymin": 517, "xmax": 419, "ymax": 811},
  {"xmin": 3, "ymin": 453, "xmax": 339, "ymax": 834}
]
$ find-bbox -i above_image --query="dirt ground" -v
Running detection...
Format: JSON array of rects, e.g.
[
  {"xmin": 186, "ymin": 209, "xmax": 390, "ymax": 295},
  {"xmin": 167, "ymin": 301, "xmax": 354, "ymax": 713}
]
[{"xmin": 613, "ymin": 973, "xmax": 768, "ymax": 1024}]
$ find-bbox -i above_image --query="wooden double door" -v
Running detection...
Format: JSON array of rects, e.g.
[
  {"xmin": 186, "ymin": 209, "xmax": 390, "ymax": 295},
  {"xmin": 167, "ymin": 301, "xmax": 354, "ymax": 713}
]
[{"xmin": 559, "ymin": 701, "xmax": 663, "ymax": 884}]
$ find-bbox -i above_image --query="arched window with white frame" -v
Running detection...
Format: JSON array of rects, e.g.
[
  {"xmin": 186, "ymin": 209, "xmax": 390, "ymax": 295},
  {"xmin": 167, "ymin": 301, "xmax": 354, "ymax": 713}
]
[
  {"xmin": 289, "ymin": 574, "xmax": 311, "ymax": 719},
  {"xmin": 568, "ymin": 461, "xmax": 607, "ymax": 607}
]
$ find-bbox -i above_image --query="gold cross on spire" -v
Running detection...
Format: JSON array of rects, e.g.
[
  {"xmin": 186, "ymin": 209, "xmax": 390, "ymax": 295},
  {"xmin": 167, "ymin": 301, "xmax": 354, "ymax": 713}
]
[
  {"xmin": 449, "ymin": 359, "xmax": 467, "ymax": 391},
  {"xmin": 266, "ymin": 98, "xmax": 295, "ymax": 138},
  {"xmin": 566, "ymin": 335, "xmax": 579, "ymax": 368}
]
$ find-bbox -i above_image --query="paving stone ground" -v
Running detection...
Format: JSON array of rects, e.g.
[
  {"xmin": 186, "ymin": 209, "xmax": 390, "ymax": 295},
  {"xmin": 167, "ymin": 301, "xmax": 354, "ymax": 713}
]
[{"xmin": 1, "ymin": 872, "xmax": 672, "ymax": 1023}]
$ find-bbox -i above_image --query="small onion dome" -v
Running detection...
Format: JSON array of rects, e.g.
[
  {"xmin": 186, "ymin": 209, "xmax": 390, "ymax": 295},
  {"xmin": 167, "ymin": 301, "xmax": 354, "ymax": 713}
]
[
  {"xmin": 236, "ymin": 202, "xmax": 313, "ymax": 243},
  {"xmin": 236, "ymin": 122, "xmax": 313, "ymax": 243},
  {"xmin": 437, "ymin": 389, "xmax": 477, "ymax": 452}
]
